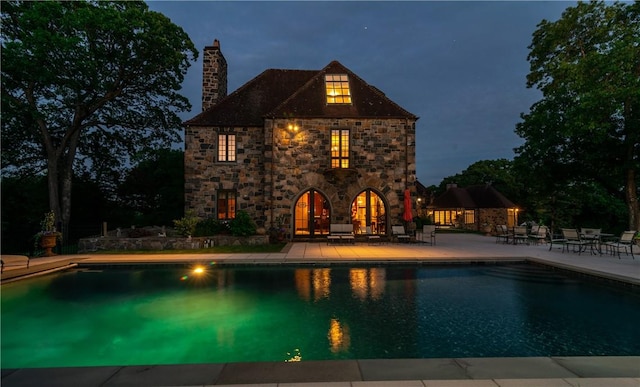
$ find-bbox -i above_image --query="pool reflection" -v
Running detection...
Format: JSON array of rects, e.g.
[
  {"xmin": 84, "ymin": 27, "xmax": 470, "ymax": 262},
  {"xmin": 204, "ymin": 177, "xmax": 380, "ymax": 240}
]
[{"xmin": 328, "ymin": 318, "xmax": 351, "ymax": 353}]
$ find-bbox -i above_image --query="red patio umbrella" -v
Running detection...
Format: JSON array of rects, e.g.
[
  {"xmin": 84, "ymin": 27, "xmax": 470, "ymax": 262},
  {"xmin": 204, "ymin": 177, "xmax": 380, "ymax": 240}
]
[{"xmin": 403, "ymin": 188, "xmax": 413, "ymax": 222}]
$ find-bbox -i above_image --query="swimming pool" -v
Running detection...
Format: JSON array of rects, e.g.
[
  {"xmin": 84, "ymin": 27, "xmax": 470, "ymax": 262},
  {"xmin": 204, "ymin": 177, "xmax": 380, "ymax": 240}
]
[{"xmin": 2, "ymin": 263, "xmax": 639, "ymax": 368}]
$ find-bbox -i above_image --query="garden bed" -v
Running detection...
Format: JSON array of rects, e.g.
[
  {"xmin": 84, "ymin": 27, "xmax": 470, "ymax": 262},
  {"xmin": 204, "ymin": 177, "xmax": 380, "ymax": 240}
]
[{"xmin": 78, "ymin": 235, "xmax": 269, "ymax": 253}]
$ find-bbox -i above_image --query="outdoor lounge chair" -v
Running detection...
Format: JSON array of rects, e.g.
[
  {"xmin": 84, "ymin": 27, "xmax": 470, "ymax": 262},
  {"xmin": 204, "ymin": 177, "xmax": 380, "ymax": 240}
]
[
  {"xmin": 365, "ymin": 226, "xmax": 382, "ymax": 245},
  {"xmin": 1, "ymin": 255, "xmax": 30, "ymax": 273},
  {"xmin": 416, "ymin": 224, "xmax": 436, "ymax": 245},
  {"xmin": 392, "ymin": 225, "xmax": 411, "ymax": 243},
  {"xmin": 603, "ymin": 230, "xmax": 637, "ymax": 259}
]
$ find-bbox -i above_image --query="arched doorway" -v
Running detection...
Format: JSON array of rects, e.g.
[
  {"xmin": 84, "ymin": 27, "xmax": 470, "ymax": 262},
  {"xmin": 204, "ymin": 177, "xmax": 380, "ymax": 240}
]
[
  {"xmin": 294, "ymin": 189, "xmax": 331, "ymax": 237},
  {"xmin": 350, "ymin": 190, "xmax": 387, "ymax": 235}
]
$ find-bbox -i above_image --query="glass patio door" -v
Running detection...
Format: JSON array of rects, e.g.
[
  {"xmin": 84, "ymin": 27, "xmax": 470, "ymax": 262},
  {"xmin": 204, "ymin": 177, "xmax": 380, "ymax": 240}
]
[
  {"xmin": 350, "ymin": 190, "xmax": 386, "ymax": 235},
  {"xmin": 294, "ymin": 190, "xmax": 330, "ymax": 236}
]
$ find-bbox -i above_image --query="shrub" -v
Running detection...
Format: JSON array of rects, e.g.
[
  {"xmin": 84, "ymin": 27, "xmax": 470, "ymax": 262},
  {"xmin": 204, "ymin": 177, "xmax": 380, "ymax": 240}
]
[
  {"xmin": 194, "ymin": 217, "xmax": 229, "ymax": 236},
  {"xmin": 228, "ymin": 210, "xmax": 257, "ymax": 236},
  {"xmin": 173, "ymin": 210, "xmax": 199, "ymax": 237}
]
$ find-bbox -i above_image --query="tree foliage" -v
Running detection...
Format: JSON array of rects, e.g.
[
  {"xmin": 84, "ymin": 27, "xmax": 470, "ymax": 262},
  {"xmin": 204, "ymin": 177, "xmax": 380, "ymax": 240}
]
[
  {"xmin": 117, "ymin": 149, "xmax": 185, "ymax": 226},
  {"xmin": 437, "ymin": 159, "xmax": 523, "ymax": 203},
  {"xmin": 1, "ymin": 1, "xmax": 197, "ymax": 238},
  {"xmin": 515, "ymin": 1, "xmax": 639, "ymax": 230}
]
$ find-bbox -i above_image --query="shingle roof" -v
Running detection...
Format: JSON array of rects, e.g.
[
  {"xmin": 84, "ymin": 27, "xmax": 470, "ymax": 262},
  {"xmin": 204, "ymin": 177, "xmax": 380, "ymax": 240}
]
[
  {"xmin": 432, "ymin": 184, "xmax": 516, "ymax": 209},
  {"xmin": 432, "ymin": 187, "xmax": 476, "ymax": 208},
  {"xmin": 466, "ymin": 184, "xmax": 516, "ymax": 208},
  {"xmin": 184, "ymin": 61, "xmax": 417, "ymax": 127}
]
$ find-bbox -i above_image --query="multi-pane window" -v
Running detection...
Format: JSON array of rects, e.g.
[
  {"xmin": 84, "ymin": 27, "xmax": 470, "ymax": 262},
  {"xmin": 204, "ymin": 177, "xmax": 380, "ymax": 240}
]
[
  {"xmin": 325, "ymin": 74, "xmax": 351, "ymax": 104},
  {"xmin": 331, "ymin": 129, "xmax": 349, "ymax": 168},
  {"xmin": 218, "ymin": 133, "xmax": 236, "ymax": 162},
  {"xmin": 217, "ymin": 190, "xmax": 236, "ymax": 220}
]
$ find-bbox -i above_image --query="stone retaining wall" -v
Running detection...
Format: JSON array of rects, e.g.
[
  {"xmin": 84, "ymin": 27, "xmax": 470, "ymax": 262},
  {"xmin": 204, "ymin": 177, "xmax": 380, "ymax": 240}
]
[{"xmin": 78, "ymin": 235, "xmax": 269, "ymax": 253}]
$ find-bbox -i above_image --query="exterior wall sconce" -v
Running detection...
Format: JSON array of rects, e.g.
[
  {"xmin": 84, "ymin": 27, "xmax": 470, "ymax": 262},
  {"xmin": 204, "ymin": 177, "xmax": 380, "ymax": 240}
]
[{"xmin": 286, "ymin": 123, "xmax": 300, "ymax": 139}]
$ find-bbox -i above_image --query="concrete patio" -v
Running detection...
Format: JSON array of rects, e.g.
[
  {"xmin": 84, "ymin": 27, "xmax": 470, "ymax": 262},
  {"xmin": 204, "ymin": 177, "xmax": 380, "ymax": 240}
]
[{"xmin": 2, "ymin": 233, "xmax": 639, "ymax": 386}]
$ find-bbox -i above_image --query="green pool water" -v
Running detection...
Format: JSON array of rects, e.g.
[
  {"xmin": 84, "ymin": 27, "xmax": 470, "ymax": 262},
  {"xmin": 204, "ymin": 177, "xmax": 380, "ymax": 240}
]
[{"xmin": 2, "ymin": 263, "xmax": 639, "ymax": 368}]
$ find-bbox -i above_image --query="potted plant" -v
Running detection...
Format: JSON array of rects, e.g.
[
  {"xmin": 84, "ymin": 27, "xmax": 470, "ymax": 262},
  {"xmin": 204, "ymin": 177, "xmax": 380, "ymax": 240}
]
[
  {"xmin": 269, "ymin": 215, "xmax": 287, "ymax": 243},
  {"xmin": 34, "ymin": 210, "xmax": 62, "ymax": 256}
]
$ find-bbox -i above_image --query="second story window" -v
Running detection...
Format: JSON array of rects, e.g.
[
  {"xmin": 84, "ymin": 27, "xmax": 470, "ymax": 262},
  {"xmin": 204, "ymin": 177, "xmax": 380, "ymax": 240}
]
[
  {"xmin": 217, "ymin": 190, "xmax": 236, "ymax": 220},
  {"xmin": 218, "ymin": 133, "xmax": 236, "ymax": 162},
  {"xmin": 325, "ymin": 74, "xmax": 351, "ymax": 104},
  {"xmin": 331, "ymin": 129, "xmax": 349, "ymax": 168}
]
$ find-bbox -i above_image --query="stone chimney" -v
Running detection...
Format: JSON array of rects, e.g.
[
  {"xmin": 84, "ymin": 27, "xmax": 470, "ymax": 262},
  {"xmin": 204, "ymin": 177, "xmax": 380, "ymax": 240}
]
[{"xmin": 202, "ymin": 39, "xmax": 227, "ymax": 111}]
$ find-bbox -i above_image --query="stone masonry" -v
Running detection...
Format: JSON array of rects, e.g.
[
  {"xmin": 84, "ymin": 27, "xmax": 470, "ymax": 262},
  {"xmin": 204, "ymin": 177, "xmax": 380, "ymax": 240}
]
[
  {"xmin": 185, "ymin": 117, "xmax": 416, "ymax": 236},
  {"xmin": 202, "ymin": 39, "xmax": 227, "ymax": 111}
]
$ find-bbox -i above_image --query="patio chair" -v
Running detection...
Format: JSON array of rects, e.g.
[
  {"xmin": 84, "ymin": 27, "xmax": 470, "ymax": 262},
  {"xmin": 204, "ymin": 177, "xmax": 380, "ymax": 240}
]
[
  {"xmin": 365, "ymin": 226, "xmax": 382, "ymax": 245},
  {"xmin": 512, "ymin": 226, "xmax": 529, "ymax": 245},
  {"xmin": 495, "ymin": 225, "xmax": 510, "ymax": 244},
  {"xmin": 548, "ymin": 228, "xmax": 568, "ymax": 251},
  {"xmin": 392, "ymin": 225, "xmax": 411, "ymax": 243},
  {"xmin": 416, "ymin": 224, "xmax": 436, "ymax": 245},
  {"xmin": 561, "ymin": 228, "xmax": 589, "ymax": 254},
  {"xmin": 528, "ymin": 225, "xmax": 548, "ymax": 245},
  {"xmin": 603, "ymin": 231, "xmax": 637, "ymax": 259}
]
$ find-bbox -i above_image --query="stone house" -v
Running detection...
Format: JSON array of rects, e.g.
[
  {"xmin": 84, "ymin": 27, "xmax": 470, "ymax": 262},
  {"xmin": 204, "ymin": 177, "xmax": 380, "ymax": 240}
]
[
  {"xmin": 184, "ymin": 40, "xmax": 418, "ymax": 240},
  {"xmin": 427, "ymin": 184, "xmax": 519, "ymax": 231}
]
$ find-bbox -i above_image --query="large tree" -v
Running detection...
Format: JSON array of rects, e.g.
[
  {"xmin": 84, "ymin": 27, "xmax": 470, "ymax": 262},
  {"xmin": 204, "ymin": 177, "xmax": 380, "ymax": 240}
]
[
  {"xmin": 516, "ymin": 1, "xmax": 639, "ymax": 230},
  {"xmin": 1, "ymin": 1, "xmax": 197, "ymax": 237}
]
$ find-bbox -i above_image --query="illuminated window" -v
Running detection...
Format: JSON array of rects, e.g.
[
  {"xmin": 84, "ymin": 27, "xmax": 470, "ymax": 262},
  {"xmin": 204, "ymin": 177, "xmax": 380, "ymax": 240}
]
[
  {"xmin": 325, "ymin": 74, "xmax": 351, "ymax": 104},
  {"xmin": 218, "ymin": 133, "xmax": 236, "ymax": 162},
  {"xmin": 351, "ymin": 190, "xmax": 386, "ymax": 235},
  {"xmin": 464, "ymin": 210, "xmax": 475, "ymax": 224},
  {"xmin": 217, "ymin": 190, "xmax": 236, "ymax": 220},
  {"xmin": 331, "ymin": 129, "xmax": 349, "ymax": 168}
]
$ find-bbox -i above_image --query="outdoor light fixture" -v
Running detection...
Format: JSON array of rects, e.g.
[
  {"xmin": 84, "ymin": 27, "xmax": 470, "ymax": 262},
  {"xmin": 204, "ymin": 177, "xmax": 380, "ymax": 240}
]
[
  {"xmin": 193, "ymin": 266, "xmax": 205, "ymax": 275},
  {"xmin": 285, "ymin": 121, "xmax": 301, "ymax": 139}
]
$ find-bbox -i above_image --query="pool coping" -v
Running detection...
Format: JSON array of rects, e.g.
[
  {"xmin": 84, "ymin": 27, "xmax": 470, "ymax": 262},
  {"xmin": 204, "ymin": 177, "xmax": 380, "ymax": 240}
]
[{"xmin": 2, "ymin": 356, "xmax": 640, "ymax": 386}]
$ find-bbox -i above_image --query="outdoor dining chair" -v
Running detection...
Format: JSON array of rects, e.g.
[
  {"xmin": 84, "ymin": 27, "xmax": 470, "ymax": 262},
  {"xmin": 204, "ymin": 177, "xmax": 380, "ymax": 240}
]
[
  {"xmin": 561, "ymin": 228, "xmax": 589, "ymax": 254},
  {"xmin": 603, "ymin": 231, "xmax": 637, "ymax": 259}
]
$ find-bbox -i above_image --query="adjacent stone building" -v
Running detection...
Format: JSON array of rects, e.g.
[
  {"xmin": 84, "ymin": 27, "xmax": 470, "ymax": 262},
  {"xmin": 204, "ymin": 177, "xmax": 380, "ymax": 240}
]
[
  {"xmin": 184, "ymin": 40, "xmax": 419, "ymax": 240},
  {"xmin": 428, "ymin": 184, "xmax": 519, "ymax": 231}
]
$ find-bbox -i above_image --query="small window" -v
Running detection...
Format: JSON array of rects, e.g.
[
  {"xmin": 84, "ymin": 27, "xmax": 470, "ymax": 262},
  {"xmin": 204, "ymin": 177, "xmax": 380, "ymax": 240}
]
[
  {"xmin": 325, "ymin": 74, "xmax": 351, "ymax": 104},
  {"xmin": 217, "ymin": 190, "xmax": 236, "ymax": 220},
  {"xmin": 218, "ymin": 133, "xmax": 236, "ymax": 162},
  {"xmin": 331, "ymin": 129, "xmax": 349, "ymax": 168}
]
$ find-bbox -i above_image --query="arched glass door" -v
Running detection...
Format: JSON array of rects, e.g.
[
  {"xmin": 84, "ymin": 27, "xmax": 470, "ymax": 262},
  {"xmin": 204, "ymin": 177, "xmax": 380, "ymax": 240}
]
[
  {"xmin": 294, "ymin": 190, "xmax": 330, "ymax": 237},
  {"xmin": 350, "ymin": 190, "xmax": 386, "ymax": 235}
]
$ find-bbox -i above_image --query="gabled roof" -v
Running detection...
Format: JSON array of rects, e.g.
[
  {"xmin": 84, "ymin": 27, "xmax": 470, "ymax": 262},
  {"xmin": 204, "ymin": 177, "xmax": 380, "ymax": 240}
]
[
  {"xmin": 432, "ymin": 184, "xmax": 516, "ymax": 209},
  {"xmin": 466, "ymin": 184, "xmax": 516, "ymax": 208},
  {"xmin": 184, "ymin": 60, "xmax": 417, "ymax": 127},
  {"xmin": 432, "ymin": 187, "xmax": 476, "ymax": 208}
]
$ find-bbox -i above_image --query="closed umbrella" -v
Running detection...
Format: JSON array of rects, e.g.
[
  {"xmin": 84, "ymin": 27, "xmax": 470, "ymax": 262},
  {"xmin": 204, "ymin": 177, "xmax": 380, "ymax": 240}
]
[{"xmin": 403, "ymin": 188, "xmax": 413, "ymax": 222}]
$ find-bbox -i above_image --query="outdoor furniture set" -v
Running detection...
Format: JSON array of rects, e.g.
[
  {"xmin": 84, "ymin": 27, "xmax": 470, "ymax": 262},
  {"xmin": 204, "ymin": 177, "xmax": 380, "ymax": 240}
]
[
  {"xmin": 494, "ymin": 224, "xmax": 636, "ymax": 259},
  {"xmin": 495, "ymin": 224, "xmax": 547, "ymax": 245},
  {"xmin": 536, "ymin": 226, "xmax": 636, "ymax": 259},
  {"xmin": 327, "ymin": 224, "xmax": 438, "ymax": 245}
]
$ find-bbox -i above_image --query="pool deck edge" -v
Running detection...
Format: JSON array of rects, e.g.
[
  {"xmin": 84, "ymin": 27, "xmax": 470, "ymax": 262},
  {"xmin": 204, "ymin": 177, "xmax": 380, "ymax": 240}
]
[{"xmin": 2, "ymin": 356, "xmax": 639, "ymax": 386}]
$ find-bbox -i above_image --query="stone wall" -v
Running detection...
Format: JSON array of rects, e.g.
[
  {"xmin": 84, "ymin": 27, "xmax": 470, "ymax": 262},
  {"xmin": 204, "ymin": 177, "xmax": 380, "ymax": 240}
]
[
  {"xmin": 78, "ymin": 235, "xmax": 269, "ymax": 253},
  {"xmin": 185, "ymin": 117, "xmax": 416, "ymax": 237}
]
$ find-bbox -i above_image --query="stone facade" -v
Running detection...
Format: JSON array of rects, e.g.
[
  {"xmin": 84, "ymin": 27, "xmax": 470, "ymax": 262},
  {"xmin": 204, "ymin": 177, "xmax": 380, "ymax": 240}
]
[
  {"xmin": 184, "ymin": 42, "xmax": 418, "ymax": 240},
  {"xmin": 185, "ymin": 116, "xmax": 416, "ymax": 237}
]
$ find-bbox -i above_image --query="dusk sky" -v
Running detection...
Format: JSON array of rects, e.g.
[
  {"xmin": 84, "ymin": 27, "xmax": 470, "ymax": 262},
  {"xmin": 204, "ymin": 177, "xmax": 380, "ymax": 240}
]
[{"xmin": 146, "ymin": 1, "xmax": 573, "ymax": 186}]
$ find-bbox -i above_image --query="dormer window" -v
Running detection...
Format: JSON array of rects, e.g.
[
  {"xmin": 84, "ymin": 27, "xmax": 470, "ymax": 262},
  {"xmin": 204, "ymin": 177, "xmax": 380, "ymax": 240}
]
[{"xmin": 325, "ymin": 74, "xmax": 351, "ymax": 104}]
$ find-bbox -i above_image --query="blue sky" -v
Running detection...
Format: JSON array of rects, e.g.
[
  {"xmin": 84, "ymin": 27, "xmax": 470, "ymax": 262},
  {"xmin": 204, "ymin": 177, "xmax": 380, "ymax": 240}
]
[{"xmin": 146, "ymin": 1, "xmax": 572, "ymax": 186}]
